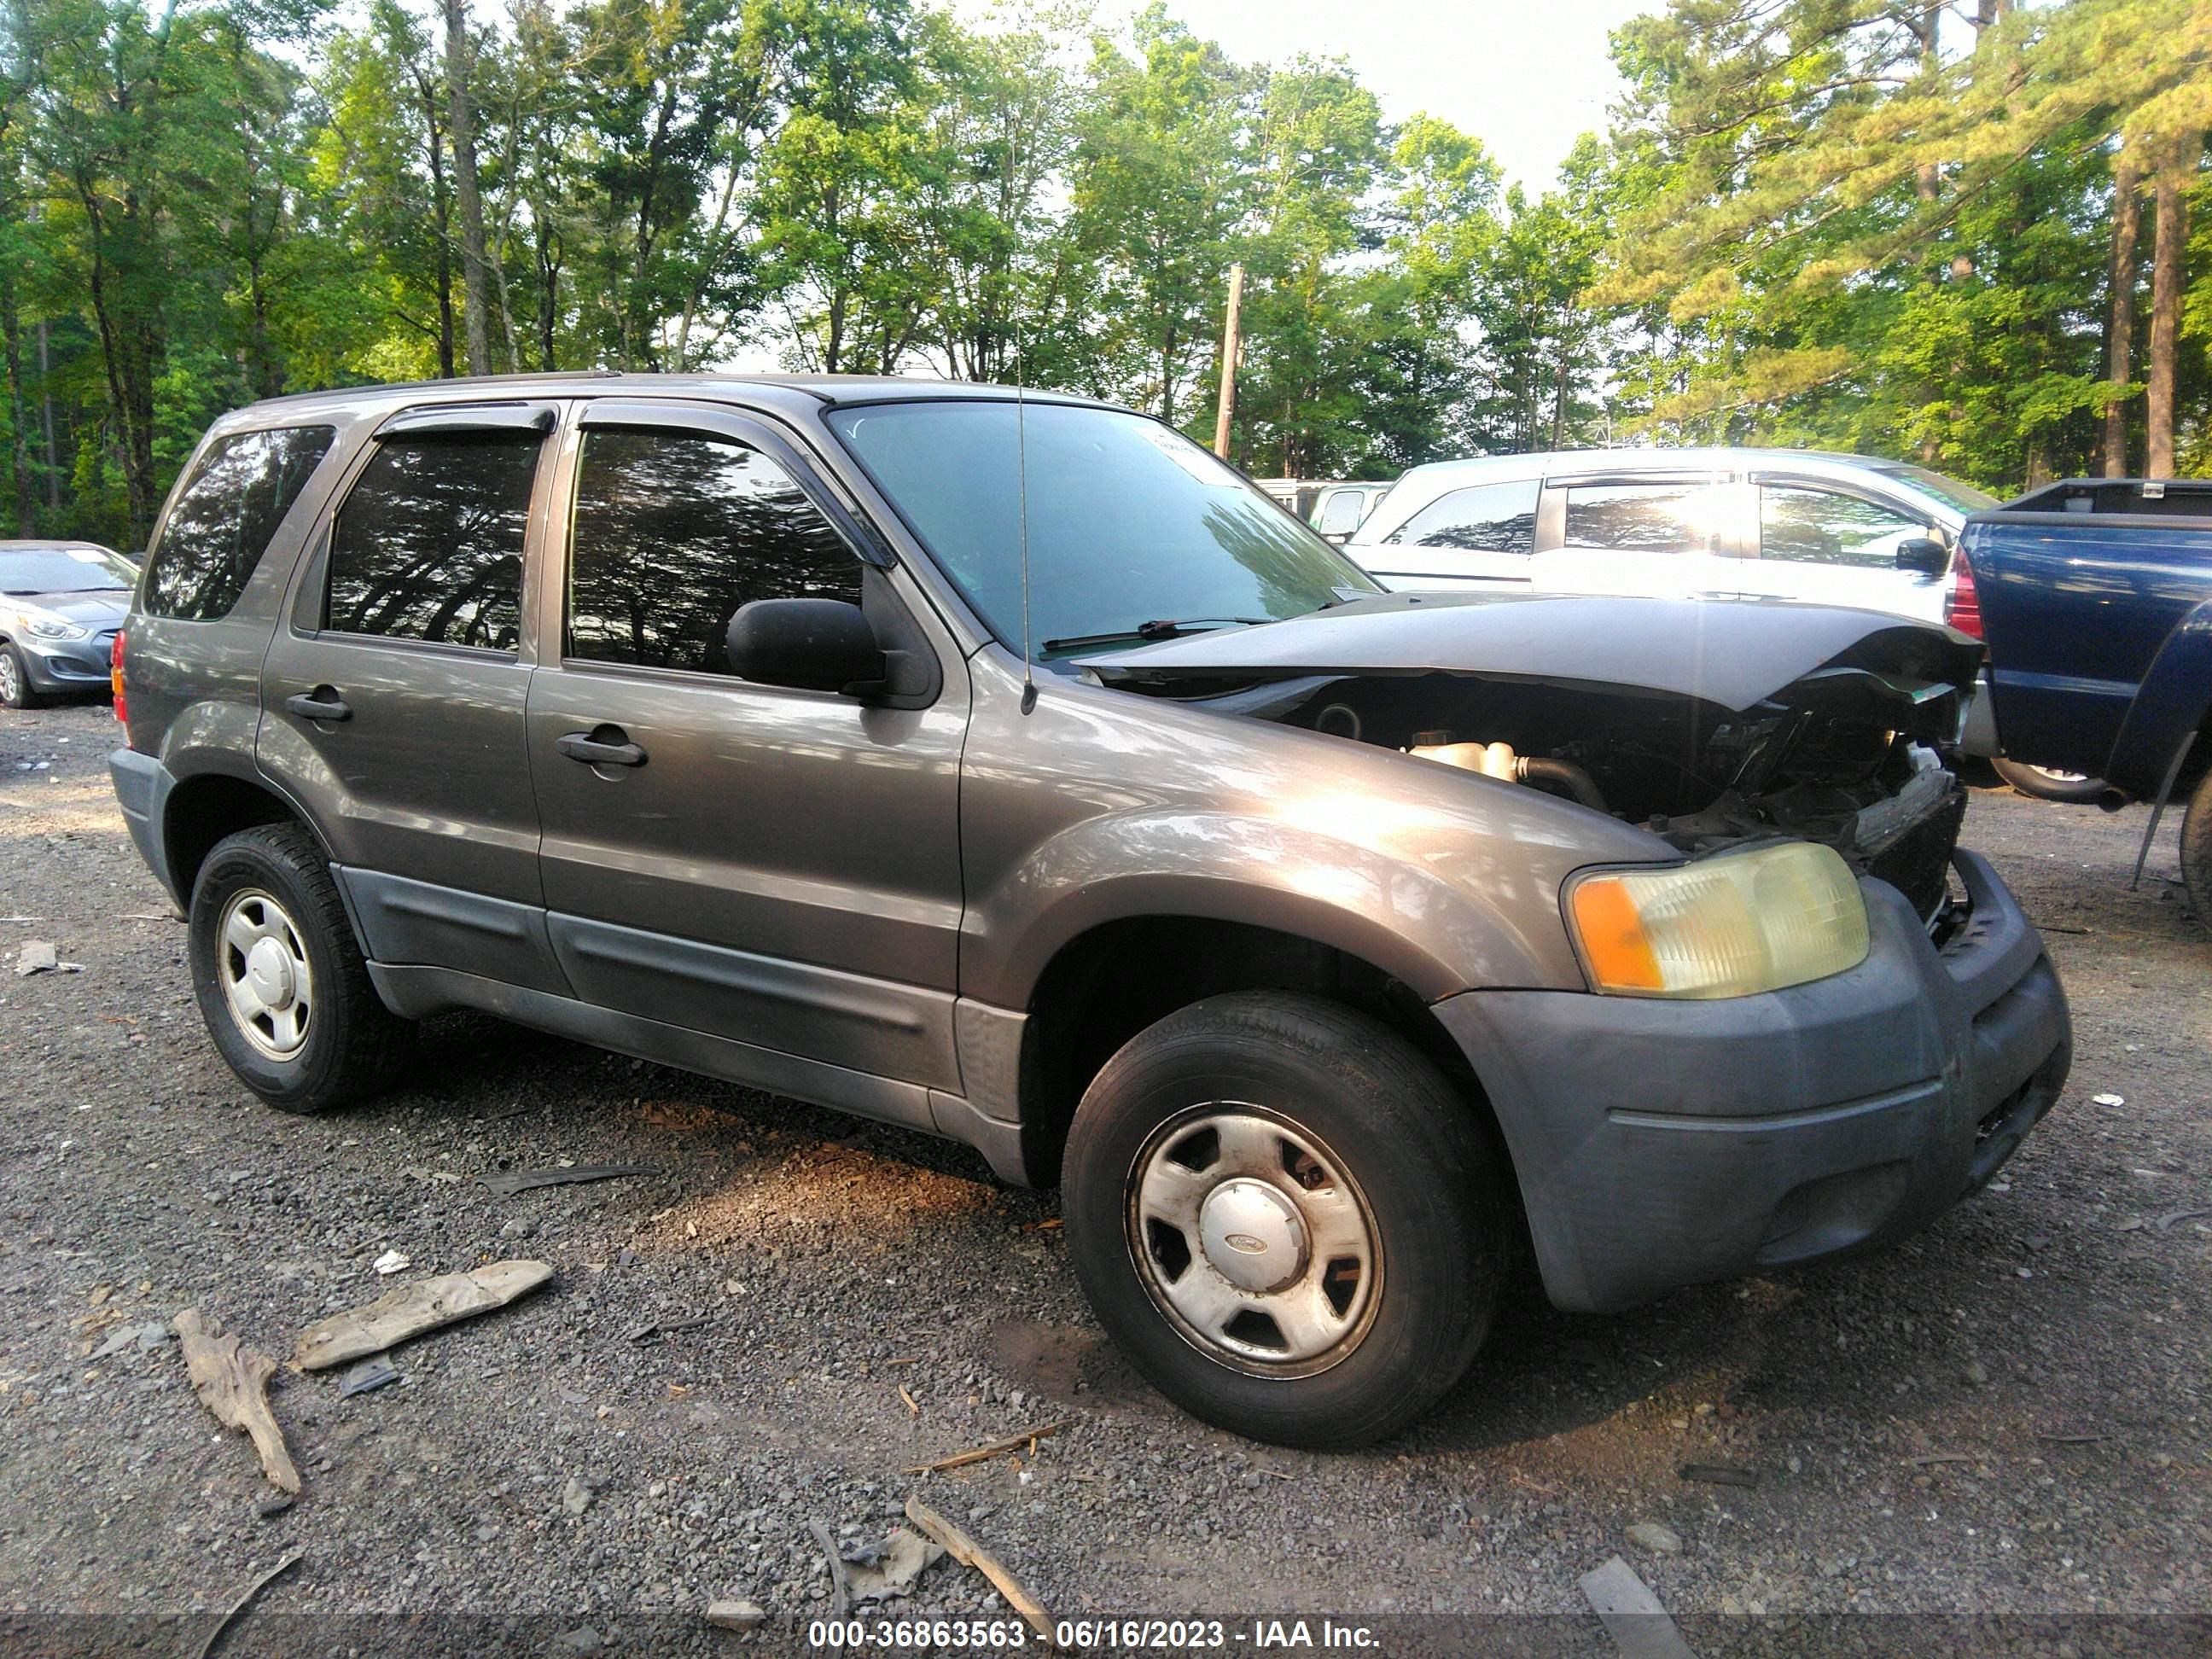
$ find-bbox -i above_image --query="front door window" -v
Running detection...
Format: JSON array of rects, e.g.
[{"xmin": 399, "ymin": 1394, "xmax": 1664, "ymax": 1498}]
[{"xmin": 567, "ymin": 428, "xmax": 861, "ymax": 675}]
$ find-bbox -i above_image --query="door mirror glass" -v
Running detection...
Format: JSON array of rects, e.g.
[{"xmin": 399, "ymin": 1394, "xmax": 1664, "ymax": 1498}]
[
  {"xmin": 1894, "ymin": 536, "xmax": 1949, "ymax": 576},
  {"xmin": 725, "ymin": 598, "xmax": 885, "ymax": 695}
]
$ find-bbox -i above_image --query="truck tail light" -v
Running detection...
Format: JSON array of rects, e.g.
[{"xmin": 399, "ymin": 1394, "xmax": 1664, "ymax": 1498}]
[
  {"xmin": 1945, "ymin": 554, "xmax": 1982, "ymax": 641},
  {"xmin": 110, "ymin": 629, "xmax": 131, "ymax": 737}
]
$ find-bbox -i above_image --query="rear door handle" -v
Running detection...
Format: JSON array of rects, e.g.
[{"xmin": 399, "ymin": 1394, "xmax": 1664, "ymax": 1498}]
[
  {"xmin": 284, "ymin": 689, "xmax": 352, "ymax": 723},
  {"xmin": 557, "ymin": 729, "xmax": 647, "ymax": 768}
]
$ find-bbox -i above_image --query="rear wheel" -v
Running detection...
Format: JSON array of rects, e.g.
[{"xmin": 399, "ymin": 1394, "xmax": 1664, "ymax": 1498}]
[
  {"xmin": 1062, "ymin": 992, "xmax": 1509, "ymax": 1448},
  {"xmin": 188, "ymin": 823, "xmax": 415, "ymax": 1113},
  {"xmin": 2181, "ymin": 769, "xmax": 2212, "ymax": 928},
  {"xmin": 1992, "ymin": 758, "xmax": 2107, "ymax": 803},
  {"xmin": 0, "ymin": 645, "xmax": 49, "ymax": 709}
]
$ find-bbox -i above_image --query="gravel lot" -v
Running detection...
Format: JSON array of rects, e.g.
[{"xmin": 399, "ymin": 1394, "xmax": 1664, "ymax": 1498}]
[{"xmin": 1, "ymin": 698, "xmax": 2208, "ymax": 1655}]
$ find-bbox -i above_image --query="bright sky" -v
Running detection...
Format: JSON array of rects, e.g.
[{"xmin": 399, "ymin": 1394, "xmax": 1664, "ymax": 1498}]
[{"xmin": 1072, "ymin": 0, "xmax": 1661, "ymax": 191}]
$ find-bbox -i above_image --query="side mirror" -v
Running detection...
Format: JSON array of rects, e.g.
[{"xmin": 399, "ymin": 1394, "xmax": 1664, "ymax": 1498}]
[
  {"xmin": 1895, "ymin": 537, "xmax": 1949, "ymax": 577},
  {"xmin": 725, "ymin": 598, "xmax": 886, "ymax": 696}
]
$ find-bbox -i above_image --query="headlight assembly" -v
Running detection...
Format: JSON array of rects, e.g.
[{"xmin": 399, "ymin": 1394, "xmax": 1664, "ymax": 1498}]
[
  {"xmin": 17, "ymin": 612, "xmax": 89, "ymax": 642},
  {"xmin": 1566, "ymin": 841, "xmax": 1871, "ymax": 998}
]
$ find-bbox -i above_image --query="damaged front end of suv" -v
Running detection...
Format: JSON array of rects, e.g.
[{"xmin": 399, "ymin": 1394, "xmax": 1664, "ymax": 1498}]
[{"xmin": 1083, "ymin": 592, "xmax": 1984, "ymax": 927}]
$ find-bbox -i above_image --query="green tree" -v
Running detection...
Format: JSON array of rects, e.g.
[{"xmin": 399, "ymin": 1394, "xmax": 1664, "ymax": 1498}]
[{"xmin": 1071, "ymin": 3, "xmax": 1250, "ymax": 422}]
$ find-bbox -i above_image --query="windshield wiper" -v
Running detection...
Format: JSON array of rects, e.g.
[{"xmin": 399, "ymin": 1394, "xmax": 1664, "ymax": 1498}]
[{"xmin": 1040, "ymin": 616, "xmax": 1274, "ymax": 653}]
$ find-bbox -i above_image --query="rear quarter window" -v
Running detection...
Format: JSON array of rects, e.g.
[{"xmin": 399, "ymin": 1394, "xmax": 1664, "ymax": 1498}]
[
  {"xmin": 1384, "ymin": 480, "xmax": 1540, "ymax": 551},
  {"xmin": 142, "ymin": 425, "xmax": 337, "ymax": 620}
]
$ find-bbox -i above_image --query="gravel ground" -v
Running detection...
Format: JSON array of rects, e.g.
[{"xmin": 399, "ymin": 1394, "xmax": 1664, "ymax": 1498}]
[{"xmin": 1, "ymin": 698, "xmax": 2208, "ymax": 1656}]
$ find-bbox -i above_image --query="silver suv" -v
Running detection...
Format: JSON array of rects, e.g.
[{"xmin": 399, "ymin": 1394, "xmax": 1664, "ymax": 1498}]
[
  {"xmin": 1348, "ymin": 447, "xmax": 1998, "ymax": 623},
  {"xmin": 108, "ymin": 375, "xmax": 2069, "ymax": 1447}
]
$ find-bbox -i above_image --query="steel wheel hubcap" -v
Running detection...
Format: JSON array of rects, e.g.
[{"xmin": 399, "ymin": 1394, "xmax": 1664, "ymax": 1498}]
[
  {"xmin": 218, "ymin": 889, "xmax": 313, "ymax": 1060},
  {"xmin": 1126, "ymin": 1106, "xmax": 1381, "ymax": 1377}
]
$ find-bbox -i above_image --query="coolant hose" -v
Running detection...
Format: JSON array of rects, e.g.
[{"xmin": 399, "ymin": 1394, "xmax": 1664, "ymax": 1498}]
[{"xmin": 1516, "ymin": 757, "xmax": 1609, "ymax": 814}]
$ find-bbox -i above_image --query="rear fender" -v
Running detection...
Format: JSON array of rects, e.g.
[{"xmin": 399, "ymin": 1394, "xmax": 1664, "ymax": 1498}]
[{"xmin": 2104, "ymin": 599, "xmax": 2212, "ymax": 799}]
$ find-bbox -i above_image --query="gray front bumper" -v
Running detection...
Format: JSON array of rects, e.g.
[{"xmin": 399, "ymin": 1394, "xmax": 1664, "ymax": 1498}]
[
  {"xmin": 21, "ymin": 637, "xmax": 116, "ymax": 690},
  {"xmin": 1435, "ymin": 851, "xmax": 2069, "ymax": 1313}
]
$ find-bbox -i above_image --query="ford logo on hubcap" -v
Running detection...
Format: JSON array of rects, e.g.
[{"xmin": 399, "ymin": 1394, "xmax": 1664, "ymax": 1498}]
[{"xmin": 1222, "ymin": 1232, "xmax": 1267, "ymax": 1254}]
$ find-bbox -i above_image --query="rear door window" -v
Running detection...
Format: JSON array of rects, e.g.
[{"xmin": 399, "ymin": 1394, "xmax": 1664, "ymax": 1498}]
[
  {"xmin": 323, "ymin": 432, "xmax": 544, "ymax": 650},
  {"xmin": 143, "ymin": 425, "xmax": 336, "ymax": 620},
  {"xmin": 566, "ymin": 428, "xmax": 860, "ymax": 677},
  {"xmin": 1383, "ymin": 480, "xmax": 1540, "ymax": 551},
  {"xmin": 1561, "ymin": 482, "xmax": 1724, "ymax": 553}
]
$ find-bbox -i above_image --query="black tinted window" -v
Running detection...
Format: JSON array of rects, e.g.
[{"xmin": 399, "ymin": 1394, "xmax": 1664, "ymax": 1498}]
[
  {"xmin": 1385, "ymin": 480, "xmax": 1540, "ymax": 551},
  {"xmin": 143, "ymin": 426, "xmax": 335, "ymax": 620},
  {"xmin": 325, "ymin": 434, "xmax": 541, "ymax": 649},
  {"xmin": 568, "ymin": 428, "xmax": 859, "ymax": 675},
  {"xmin": 1563, "ymin": 483, "xmax": 1720, "ymax": 552}
]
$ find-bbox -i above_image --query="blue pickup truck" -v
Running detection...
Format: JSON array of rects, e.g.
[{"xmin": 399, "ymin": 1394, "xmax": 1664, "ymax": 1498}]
[{"xmin": 1959, "ymin": 477, "xmax": 2212, "ymax": 917}]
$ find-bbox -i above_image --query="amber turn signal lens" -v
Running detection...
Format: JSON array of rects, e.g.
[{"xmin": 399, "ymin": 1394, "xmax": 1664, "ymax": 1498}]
[{"xmin": 1566, "ymin": 876, "xmax": 1664, "ymax": 992}]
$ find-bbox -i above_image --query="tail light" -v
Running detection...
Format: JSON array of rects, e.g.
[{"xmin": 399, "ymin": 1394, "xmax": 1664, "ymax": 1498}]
[
  {"xmin": 110, "ymin": 629, "xmax": 130, "ymax": 737},
  {"xmin": 1945, "ymin": 554, "xmax": 1982, "ymax": 641}
]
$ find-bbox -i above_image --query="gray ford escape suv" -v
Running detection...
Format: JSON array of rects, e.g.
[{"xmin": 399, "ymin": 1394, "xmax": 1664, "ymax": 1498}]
[{"xmin": 109, "ymin": 375, "xmax": 2070, "ymax": 1447}]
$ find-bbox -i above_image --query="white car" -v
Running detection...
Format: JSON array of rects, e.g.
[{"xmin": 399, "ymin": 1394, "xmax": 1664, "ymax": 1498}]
[{"xmin": 1346, "ymin": 448, "xmax": 1998, "ymax": 626}]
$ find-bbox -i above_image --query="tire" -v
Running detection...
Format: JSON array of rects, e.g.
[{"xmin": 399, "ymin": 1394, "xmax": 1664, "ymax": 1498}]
[
  {"xmin": 2181, "ymin": 769, "xmax": 2212, "ymax": 928},
  {"xmin": 188, "ymin": 823, "xmax": 415, "ymax": 1113},
  {"xmin": 1992, "ymin": 758, "xmax": 2108, "ymax": 804},
  {"xmin": 1062, "ymin": 991, "xmax": 1509, "ymax": 1448},
  {"xmin": 0, "ymin": 644, "xmax": 49, "ymax": 709}
]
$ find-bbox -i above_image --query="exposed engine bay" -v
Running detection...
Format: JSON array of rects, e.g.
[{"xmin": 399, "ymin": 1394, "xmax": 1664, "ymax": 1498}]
[
  {"xmin": 1273, "ymin": 672, "xmax": 1967, "ymax": 922},
  {"xmin": 1080, "ymin": 593, "xmax": 1986, "ymax": 924}
]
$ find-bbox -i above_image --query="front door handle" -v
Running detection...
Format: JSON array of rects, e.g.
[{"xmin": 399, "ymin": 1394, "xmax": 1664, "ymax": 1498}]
[
  {"xmin": 557, "ymin": 728, "xmax": 647, "ymax": 768},
  {"xmin": 284, "ymin": 688, "xmax": 352, "ymax": 723}
]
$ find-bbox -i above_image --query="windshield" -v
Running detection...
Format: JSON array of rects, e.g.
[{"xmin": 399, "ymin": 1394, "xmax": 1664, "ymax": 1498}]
[
  {"xmin": 1871, "ymin": 463, "xmax": 2000, "ymax": 516},
  {"xmin": 0, "ymin": 545, "xmax": 137, "ymax": 595},
  {"xmin": 828, "ymin": 401, "xmax": 1379, "ymax": 659}
]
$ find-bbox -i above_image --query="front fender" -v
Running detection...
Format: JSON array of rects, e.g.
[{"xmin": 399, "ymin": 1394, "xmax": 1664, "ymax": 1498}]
[
  {"xmin": 960, "ymin": 806, "xmax": 1592, "ymax": 1009},
  {"xmin": 2105, "ymin": 597, "xmax": 2212, "ymax": 798}
]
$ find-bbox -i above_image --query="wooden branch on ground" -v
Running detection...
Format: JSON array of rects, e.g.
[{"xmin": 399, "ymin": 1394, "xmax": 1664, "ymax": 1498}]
[
  {"xmin": 292, "ymin": 1260, "xmax": 553, "ymax": 1371},
  {"xmin": 903, "ymin": 1495, "xmax": 1052, "ymax": 1642},
  {"xmin": 902, "ymin": 1418, "xmax": 1073, "ymax": 1475},
  {"xmin": 174, "ymin": 1309, "xmax": 300, "ymax": 1494}
]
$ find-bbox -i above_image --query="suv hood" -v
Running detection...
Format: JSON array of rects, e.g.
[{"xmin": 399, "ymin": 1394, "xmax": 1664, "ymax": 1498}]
[
  {"xmin": 1085, "ymin": 593, "xmax": 1983, "ymax": 924},
  {"xmin": 1084, "ymin": 592, "xmax": 1981, "ymax": 731}
]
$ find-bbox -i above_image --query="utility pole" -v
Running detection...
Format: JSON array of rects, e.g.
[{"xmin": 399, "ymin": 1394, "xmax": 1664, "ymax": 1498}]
[{"xmin": 1212, "ymin": 264, "xmax": 1244, "ymax": 460}]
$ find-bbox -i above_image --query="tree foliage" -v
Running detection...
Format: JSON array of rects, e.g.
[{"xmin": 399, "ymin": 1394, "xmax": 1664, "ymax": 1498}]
[{"xmin": 0, "ymin": 0, "xmax": 2204, "ymax": 550}]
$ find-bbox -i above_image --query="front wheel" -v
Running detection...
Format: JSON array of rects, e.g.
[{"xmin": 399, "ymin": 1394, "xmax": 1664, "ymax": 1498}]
[
  {"xmin": 2181, "ymin": 769, "xmax": 2212, "ymax": 928},
  {"xmin": 188, "ymin": 823, "xmax": 416, "ymax": 1113},
  {"xmin": 1992, "ymin": 758, "xmax": 2108, "ymax": 804},
  {"xmin": 1062, "ymin": 992, "xmax": 1509, "ymax": 1448},
  {"xmin": 0, "ymin": 644, "xmax": 49, "ymax": 709}
]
